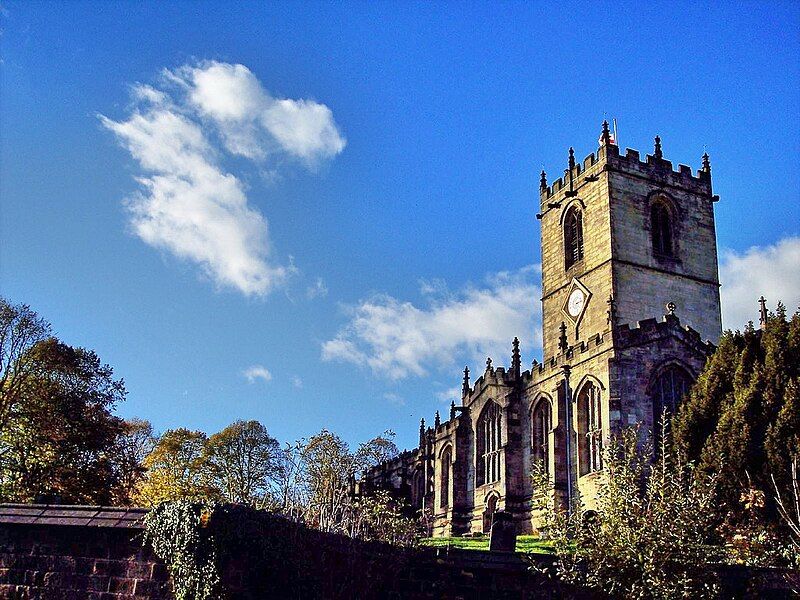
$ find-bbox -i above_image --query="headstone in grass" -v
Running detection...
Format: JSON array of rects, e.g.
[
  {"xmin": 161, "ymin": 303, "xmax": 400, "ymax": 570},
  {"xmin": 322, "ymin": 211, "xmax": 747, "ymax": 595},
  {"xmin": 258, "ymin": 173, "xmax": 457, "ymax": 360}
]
[{"xmin": 488, "ymin": 510, "xmax": 516, "ymax": 552}]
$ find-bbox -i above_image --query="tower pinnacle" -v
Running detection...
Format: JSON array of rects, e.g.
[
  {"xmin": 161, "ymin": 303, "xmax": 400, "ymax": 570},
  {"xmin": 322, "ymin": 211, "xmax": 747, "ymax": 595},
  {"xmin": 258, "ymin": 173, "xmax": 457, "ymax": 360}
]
[
  {"xmin": 511, "ymin": 336, "xmax": 521, "ymax": 377},
  {"xmin": 600, "ymin": 120, "xmax": 611, "ymax": 146},
  {"xmin": 759, "ymin": 296, "xmax": 768, "ymax": 328},
  {"xmin": 558, "ymin": 321, "xmax": 568, "ymax": 352}
]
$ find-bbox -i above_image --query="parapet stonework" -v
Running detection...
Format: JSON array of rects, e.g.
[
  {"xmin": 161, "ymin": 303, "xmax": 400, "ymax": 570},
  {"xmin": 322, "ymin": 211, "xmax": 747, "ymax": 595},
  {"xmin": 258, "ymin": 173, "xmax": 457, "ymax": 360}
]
[{"xmin": 359, "ymin": 125, "xmax": 724, "ymax": 537}]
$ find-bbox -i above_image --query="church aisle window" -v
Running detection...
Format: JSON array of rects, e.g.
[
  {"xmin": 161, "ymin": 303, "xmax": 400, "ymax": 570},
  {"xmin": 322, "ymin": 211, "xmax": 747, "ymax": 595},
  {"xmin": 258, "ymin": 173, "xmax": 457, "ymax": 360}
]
[
  {"xmin": 578, "ymin": 382, "xmax": 603, "ymax": 475},
  {"xmin": 477, "ymin": 402, "xmax": 502, "ymax": 486},
  {"xmin": 439, "ymin": 446, "xmax": 452, "ymax": 509},
  {"xmin": 652, "ymin": 366, "xmax": 692, "ymax": 436},
  {"xmin": 531, "ymin": 399, "xmax": 551, "ymax": 474}
]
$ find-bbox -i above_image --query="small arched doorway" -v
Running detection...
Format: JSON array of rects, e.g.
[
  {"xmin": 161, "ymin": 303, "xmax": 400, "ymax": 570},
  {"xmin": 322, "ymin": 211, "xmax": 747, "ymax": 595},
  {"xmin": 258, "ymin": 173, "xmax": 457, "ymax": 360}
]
[{"xmin": 483, "ymin": 493, "xmax": 499, "ymax": 533}]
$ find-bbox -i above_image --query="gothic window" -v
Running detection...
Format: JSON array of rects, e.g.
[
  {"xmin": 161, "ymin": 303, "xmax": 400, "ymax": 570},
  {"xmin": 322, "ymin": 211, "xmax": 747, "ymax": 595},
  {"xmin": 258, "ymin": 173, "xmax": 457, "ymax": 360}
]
[
  {"xmin": 412, "ymin": 469, "xmax": 425, "ymax": 508},
  {"xmin": 652, "ymin": 366, "xmax": 692, "ymax": 436},
  {"xmin": 564, "ymin": 206, "xmax": 584, "ymax": 270},
  {"xmin": 651, "ymin": 203, "xmax": 674, "ymax": 257},
  {"xmin": 476, "ymin": 401, "xmax": 502, "ymax": 486},
  {"xmin": 577, "ymin": 382, "xmax": 603, "ymax": 476},
  {"xmin": 439, "ymin": 446, "xmax": 452, "ymax": 509},
  {"xmin": 531, "ymin": 398, "xmax": 551, "ymax": 474}
]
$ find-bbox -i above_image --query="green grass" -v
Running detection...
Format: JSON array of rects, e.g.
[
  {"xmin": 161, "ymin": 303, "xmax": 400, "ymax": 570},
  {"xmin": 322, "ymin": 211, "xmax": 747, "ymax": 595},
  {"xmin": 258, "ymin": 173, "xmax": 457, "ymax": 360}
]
[{"xmin": 419, "ymin": 535, "xmax": 554, "ymax": 554}]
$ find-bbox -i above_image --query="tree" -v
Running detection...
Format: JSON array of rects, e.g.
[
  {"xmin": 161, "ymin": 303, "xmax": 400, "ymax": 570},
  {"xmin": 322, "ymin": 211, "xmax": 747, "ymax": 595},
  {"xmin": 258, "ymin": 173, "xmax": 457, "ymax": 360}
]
[
  {"xmin": 300, "ymin": 429, "xmax": 398, "ymax": 535},
  {"xmin": 134, "ymin": 428, "xmax": 218, "ymax": 506},
  {"xmin": 204, "ymin": 420, "xmax": 281, "ymax": 506},
  {"xmin": 0, "ymin": 298, "xmax": 51, "ymax": 432},
  {"xmin": 112, "ymin": 418, "xmax": 157, "ymax": 505},
  {"xmin": 674, "ymin": 303, "xmax": 800, "ymax": 524},
  {"xmin": 0, "ymin": 338, "xmax": 126, "ymax": 504},
  {"xmin": 264, "ymin": 441, "xmax": 309, "ymax": 519}
]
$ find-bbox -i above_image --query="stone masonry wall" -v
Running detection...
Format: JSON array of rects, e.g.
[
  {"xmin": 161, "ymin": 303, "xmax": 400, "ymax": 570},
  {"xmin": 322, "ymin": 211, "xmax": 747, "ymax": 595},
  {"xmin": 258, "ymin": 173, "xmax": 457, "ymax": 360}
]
[
  {"xmin": 0, "ymin": 506, "xmax": 171, "ymax": 600},
  {"xmin": 1, "ymin": 504, "xmax": 796, "ymax": 599}
]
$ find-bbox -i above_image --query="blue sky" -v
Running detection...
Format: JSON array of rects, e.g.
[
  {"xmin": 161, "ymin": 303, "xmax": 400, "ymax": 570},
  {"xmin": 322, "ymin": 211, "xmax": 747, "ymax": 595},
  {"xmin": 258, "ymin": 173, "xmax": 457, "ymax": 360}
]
[{"xmin": 2, "ymin": 1, "xmax": 799, "ymax": 452}]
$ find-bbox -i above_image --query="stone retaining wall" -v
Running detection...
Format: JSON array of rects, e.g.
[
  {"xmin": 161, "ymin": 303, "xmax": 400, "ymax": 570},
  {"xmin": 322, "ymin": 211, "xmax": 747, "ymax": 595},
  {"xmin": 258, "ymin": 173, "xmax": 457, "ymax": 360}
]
[{"xmin": 0, "ymin": 504, "xmax": 795, "ymax": 599}]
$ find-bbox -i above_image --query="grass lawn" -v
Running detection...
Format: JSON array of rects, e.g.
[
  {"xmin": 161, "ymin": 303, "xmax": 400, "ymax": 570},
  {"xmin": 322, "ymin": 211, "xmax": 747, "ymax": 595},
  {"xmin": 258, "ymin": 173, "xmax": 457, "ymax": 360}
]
[{"xmin": 419, "ymin": 535, "xmax": 554, "ymax": 554}]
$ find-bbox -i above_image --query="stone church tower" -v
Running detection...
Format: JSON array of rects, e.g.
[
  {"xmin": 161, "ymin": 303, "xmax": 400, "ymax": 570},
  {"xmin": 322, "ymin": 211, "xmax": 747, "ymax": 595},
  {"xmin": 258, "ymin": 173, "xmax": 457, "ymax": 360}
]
[{"xmin": 360, "ymin": 123, "xmax": 722, "ymax": 536}]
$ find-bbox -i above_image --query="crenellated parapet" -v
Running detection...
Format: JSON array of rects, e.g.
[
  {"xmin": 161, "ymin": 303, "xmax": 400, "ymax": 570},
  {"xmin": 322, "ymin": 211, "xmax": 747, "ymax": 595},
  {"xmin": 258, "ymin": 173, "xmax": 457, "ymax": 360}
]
[
  {"xmin": 614, "ymin": 312, "xmax": 715, "ymax": 355},
  {"xmin": 539, "ymin": 125, "xmax": 715, "ymax": 209}
]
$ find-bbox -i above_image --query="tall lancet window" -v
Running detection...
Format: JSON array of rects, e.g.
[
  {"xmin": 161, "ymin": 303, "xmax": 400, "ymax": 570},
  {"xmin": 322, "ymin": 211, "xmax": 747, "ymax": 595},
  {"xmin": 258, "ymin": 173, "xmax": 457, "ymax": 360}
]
[
  {"xmin": 651, "ymin": 203, "xmax": 674, "ymax": 257},
  {"xmin": 439, "ymin": 446, "xmax": 452, "ymax": 509},
  {"xmin": 531, "ymin": 399, "xmax": 551, "ymax": 474},
  {"xmin": 652, "ymin": 366, "xmax": 692, "ymax": 437},
  {"xmin": 477, "ymin": 401, "xmax": 502, "ymax": 486},
  {"xmin": 578, "ymin": 382, "xmax": 603, "ymax": 475},
  {"xmin": 564, "ymin": 207, "xmax": 584, "ymax": 270}
]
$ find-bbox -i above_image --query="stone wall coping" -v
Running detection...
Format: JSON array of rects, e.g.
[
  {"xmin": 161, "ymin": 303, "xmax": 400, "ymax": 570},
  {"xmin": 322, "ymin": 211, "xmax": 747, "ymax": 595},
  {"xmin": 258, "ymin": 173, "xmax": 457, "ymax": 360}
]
[{"xmin": 0, "ymin": 503, "xmax": 147, "ymax": 528}]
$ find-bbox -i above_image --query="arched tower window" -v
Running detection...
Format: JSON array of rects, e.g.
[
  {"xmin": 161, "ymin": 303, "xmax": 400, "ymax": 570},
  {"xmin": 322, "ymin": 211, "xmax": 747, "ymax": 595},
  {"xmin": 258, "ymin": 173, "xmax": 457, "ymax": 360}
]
[
  {"xmin": 651, "ymin": 366, "xmax": 692, "ymax": 436},
  {"xmin": 476, "ymin": 401, "xmax": 502, "ymax": 486},
  {"xmin": 439, "ymin": 446, "xmax": 452, "ymax": 509},
  {"xmin": 651, "ymin": 203, "xmax": 674, "ymax": 257},
  {"xmin": 564, "ymin": 206, "xmax": 584, "ymax": 270},
  {"xmin": 577, "ymin": 382, "xmax": 602, "ymax": 476},
  {"xmin": 531, "ymin": 398, "xmax": 551, "ymax": 474}
]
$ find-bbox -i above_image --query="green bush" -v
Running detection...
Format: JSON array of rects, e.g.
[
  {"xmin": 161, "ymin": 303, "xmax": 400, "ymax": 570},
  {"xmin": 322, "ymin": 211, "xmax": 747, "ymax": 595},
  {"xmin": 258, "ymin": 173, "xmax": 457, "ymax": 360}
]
[{"xmin": 532, "ymin": 425, "xmax": 721, "ymax": 599}]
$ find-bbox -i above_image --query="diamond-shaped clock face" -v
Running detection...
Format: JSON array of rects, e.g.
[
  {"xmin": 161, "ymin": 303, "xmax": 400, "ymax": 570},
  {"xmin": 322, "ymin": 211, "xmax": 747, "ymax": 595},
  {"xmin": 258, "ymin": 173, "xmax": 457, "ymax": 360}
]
[{"xmin": 562, "ymin": 278, "xmax": 591, "ymax": 324}]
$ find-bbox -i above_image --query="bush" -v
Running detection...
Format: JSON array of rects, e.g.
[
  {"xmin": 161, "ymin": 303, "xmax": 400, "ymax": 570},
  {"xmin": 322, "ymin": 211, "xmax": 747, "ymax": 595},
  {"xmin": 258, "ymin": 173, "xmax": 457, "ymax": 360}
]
[{"xmin": 532, "ymin": 424, "xmax": 721, "ymax": 599}]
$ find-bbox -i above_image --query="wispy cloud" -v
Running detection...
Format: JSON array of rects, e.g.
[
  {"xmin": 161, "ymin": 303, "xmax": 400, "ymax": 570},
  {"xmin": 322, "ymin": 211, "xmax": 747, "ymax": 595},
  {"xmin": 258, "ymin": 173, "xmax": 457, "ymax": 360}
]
[
  {"xmin": 242, "ymin": 365, "xmax": 273, "ymax": 384},
  {"xmin": 291, "ymin": 375, "xmax": 303, "ymax": 389},
  {"xmin": 322, "ymin": 266, "xmax": 541, "ymax": 380},
  {"xmin": 100, "ymin": 60, "xmax": 345, "ymax": 296},
  {"xmin": 436, "ymin": 386, "xmax": 462, "ymax": 404},
  {"xmin": 720, "ymin": 236, "xmax": 800, "ymax": 330},
  {"xmin": 383, "ymin": 392, "xmax": 406, "ymax": 406},
  {"xmin": 306, "ymin": 277, "xmax": 328, "ymax": 300}
]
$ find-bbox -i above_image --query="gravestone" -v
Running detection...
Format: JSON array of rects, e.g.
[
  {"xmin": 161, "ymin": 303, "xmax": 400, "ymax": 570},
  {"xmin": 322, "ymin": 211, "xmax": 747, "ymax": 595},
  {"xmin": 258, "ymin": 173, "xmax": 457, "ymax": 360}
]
[{"xmin": 488, "ymin": 510, "xmax": 516, "ymax": 552}]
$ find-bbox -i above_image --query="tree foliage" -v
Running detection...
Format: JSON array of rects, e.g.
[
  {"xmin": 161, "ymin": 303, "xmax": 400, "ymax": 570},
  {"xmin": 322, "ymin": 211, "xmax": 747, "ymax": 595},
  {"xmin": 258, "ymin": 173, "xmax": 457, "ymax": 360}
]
[
  {"xmin": 673, "ymin": 303, "xmax": 800, "ymax": 523},
  {"xmin": 113, "ymin": 418, "xmax": 157, "ymax": 504},
  {"xmin": 204, "ymin": 420, "xmax": 281, "ymax": 506},
  {"xmin": 301, "ymin": 428, "xmax": 399, "ymax": 535},
  {"xmin": 0, "ymin": 304, "xmax": 128, "ymax": 504},
  {"xmin": 134, "ymin": 428, "xmax": 218, "ymax": 506}
]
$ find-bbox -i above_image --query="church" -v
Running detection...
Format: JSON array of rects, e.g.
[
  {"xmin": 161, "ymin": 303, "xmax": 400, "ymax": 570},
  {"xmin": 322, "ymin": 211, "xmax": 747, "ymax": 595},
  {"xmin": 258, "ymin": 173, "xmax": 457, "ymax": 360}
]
[{"xmin": 359, "ymin": 122, "xmax": 723, "ymax": 537}]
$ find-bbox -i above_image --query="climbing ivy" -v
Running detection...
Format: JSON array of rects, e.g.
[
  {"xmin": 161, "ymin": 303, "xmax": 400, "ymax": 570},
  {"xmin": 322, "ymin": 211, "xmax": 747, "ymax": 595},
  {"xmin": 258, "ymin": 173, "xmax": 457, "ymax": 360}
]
[{"xmin": 142, "ymin": 500, "xmax": 221, "ymax": 600}]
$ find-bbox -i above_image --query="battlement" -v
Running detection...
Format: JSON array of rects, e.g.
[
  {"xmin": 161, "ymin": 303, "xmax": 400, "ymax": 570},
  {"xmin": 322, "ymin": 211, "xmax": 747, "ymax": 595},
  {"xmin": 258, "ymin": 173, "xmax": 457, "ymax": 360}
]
[
  {"xmin": 614, "ymin": 313, "xmax": 715, "ymax": 354},
  {"xmin": 522, "ymin": 328, "xmax": 611, "ymax": 382},
  {"xmin": 540, "ymin": 132, "xmax": 713, "ymax": 204}
]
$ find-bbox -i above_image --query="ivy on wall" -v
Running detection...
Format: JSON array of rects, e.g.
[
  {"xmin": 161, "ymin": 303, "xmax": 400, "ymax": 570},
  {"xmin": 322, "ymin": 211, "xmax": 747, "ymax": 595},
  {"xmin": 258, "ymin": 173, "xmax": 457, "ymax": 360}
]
[{"xmin": 143, "ymin": 501, "xmax": 221, "ymax": 600}]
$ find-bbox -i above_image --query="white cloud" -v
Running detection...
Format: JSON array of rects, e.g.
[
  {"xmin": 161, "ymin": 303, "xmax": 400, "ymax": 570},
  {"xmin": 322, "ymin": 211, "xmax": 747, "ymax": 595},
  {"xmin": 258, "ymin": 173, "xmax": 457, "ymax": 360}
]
[
  {"xmin": 292, "ymin": 375, "xmax": 303, "ymax": 389},
  {"xmin": 720, "ymin": 236, "xmax": 800, "ymax": 330},
  {"xmin": 383, "ymin": 392, "xmax": 406, "ymax": 406},
  {"xmin": 172, "ymin": 61, "xmax": 346, "ymax": 163},
  {"xmin": 436, "ymin": 386, "xmax": 462, "ymax": 404},
  {"xmin": 100, "ymin": 60, "xmax": 345, "ymax": 296},
  {"xmin": 306, "ymin": 277, "xmax": 329, "ymax": 300},
  {"xmin": 243, "ymin": 365, "xmax": 273, "ymax": 384},
  {"xmin": 322, "ymin": 266, "xmax": 541, "ymax": 380}
]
